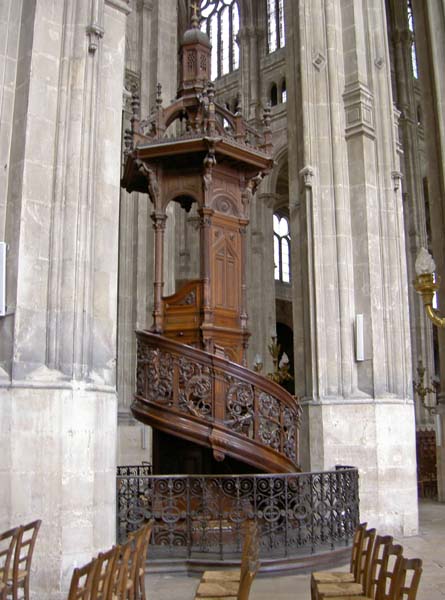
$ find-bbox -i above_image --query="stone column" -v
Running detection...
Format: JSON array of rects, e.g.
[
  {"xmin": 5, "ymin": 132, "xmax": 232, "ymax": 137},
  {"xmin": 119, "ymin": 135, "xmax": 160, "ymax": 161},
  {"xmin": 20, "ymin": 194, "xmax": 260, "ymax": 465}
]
[
  {"xmin": 412, "ymin": 0, "xmax": 445, "ymax": 501},
  {"xmin": 0, "ymin": 0, "xmax": 129, "ymax": 597},
  {"xmin": 286, "ymin": 0, "xmax": 417, "ymax": 534}
]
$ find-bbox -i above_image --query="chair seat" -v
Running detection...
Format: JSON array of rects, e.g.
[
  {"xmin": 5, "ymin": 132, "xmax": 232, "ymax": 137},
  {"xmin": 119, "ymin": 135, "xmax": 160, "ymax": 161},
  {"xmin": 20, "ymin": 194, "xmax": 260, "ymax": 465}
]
[
  {"xmin": 312, "ymin": 571, "xmax": 355, "ymax": 584},
  {"xmin": 201, "ymin": 569, "xmax": 241, "ymax": 582},
  {"xmin": 195, "ymin": 580, "xmax": 240, "ymax": 597},
  {"xmin": 317, "ymin": 582, "xmax": 363, "ymax": 598}
]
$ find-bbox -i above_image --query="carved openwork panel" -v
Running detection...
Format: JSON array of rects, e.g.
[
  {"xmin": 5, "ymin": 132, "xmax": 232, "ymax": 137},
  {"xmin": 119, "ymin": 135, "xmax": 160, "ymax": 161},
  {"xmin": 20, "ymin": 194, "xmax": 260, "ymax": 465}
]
[
  {"xmin": 258, "ymin": 391, "xmax": 281, "ymax": 451},
  {"xmin": 137, "ymin": 343, "xmax": 173, "ymax": 405},
  {"xmin": 135, "ymin": 331, "xmax": 301, "ymax": 473},
  {"xmin": 177, "ymin": 356, "xmax": 213, "ymax": 418},
  {"xmin": 224, "ymin": 378, "xmax": 254, "ymax": 437}
]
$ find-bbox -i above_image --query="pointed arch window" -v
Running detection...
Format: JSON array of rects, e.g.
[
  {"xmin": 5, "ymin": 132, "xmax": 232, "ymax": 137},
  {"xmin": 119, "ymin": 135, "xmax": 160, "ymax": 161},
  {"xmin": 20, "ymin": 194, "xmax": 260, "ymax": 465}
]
[
  {"xmin": 266, "ymin": 0, "xmax": 285, "ymax": 54},
  {"xmin": 200, "ymin": 0, "xmax": 240, "ymax": 80},
  {"xmin": 273, "ymin": 213, "xmax": 290, "ymax": 283}
]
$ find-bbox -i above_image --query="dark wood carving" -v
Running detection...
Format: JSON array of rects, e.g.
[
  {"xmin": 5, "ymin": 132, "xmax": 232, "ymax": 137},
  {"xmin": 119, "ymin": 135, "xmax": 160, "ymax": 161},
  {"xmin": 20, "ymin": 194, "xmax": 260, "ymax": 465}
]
[
  {"xmin": 120, "ymin": 16, "xmax": 298, "ymax": 476},
  {"xmin": 134, "ymin": 331, "xmax": 301, "ymax": 474},
  {"xmin": 121, "ymin": 18, "xmax": 273, "ymax": 365}
]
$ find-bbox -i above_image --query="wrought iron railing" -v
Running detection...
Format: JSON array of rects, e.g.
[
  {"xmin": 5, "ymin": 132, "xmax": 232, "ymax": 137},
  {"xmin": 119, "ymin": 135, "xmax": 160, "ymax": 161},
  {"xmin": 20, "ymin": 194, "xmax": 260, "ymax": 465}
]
[
  {"xmin": 116, "ymin": 467, "xmax": 359, "ymax": 562},
  {"xmin": 134, "ymin": 331, "xmax": 301, "ymax": 472}
]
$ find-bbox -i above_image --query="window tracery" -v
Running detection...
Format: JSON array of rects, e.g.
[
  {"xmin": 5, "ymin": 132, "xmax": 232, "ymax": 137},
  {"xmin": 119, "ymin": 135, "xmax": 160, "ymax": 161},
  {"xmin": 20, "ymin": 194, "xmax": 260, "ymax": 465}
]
[
  {"xmin": 266, "ymin": 0, "xmax": 285, "ymax": 54},
  {"xmin": 199, "ymin": 0, "xmax": 240, "ymax": 80}
]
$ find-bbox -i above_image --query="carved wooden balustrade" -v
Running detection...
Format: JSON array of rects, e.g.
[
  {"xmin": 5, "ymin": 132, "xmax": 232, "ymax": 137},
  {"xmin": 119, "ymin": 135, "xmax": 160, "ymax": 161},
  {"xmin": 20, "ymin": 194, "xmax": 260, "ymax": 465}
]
[{"xmin": 133, "ymin": 331, "xmax": 302, "ymax": 474}]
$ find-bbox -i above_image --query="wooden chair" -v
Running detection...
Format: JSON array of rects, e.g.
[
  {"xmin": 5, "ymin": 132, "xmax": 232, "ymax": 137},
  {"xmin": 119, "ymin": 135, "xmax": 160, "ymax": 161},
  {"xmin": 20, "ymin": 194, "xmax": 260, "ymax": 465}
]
[
  {"xmin": 67, "ymin": 557, "xmax": 98, "ymax": 600},
  {"xmin": 128, "ymin": 521, "xmax": 153, "ymax": 600},
  {"xmin": 314, "ymin": 528, "xmax": 376, "ymax": 599},
  {"xmin": 317, "ymin": 540, "xmax": 403, "ymax": 600},
  {"xmin": 195, "ymin": 522, "xmax": 260, "ymax": 599},
  {"xmin": 90, "ymin": 546, "xmax": 119, "ymax": 600},
  {"xmin": 0, "ymin": 528, "xmax": 20, "ymax": 600},
  {"xmin": 392, "ymin": 558, "xmax": 422, "ymax": 600},
  {"xmin": 200, "ymin": 521, "xmax": 258, "ymax": 584},
  {"xmin": 310, "ymin": 522, "xmax": 367, "ymax": 599},
  {"xmin": 108, "ymin": 540, "xmax": 134, "ymax": 600},
  {"xmin": 5, "ymin": 519, "xmax": 41, "ymax": 600}
]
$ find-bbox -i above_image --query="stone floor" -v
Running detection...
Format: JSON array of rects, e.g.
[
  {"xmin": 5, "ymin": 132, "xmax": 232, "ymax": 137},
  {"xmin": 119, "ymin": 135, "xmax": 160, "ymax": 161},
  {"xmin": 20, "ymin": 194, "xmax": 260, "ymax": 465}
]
[{"xmin": 146, "ymin": 500, "xmax": 445, "ymax": 599}]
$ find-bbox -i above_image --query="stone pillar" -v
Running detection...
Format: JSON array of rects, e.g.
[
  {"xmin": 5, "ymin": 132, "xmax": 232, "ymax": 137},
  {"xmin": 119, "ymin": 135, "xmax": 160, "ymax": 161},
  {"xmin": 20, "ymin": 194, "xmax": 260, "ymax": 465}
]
[
  {"xmin": 0, "ymin": 0, "xmax": 129, "ymax": 597},
  {"xmin": 286, "ymin": 0, "xmax": 417, "ymax": 534},
  {"xmin": 412, "ymin": 0, "xmax": 445, "ymax": 501}
]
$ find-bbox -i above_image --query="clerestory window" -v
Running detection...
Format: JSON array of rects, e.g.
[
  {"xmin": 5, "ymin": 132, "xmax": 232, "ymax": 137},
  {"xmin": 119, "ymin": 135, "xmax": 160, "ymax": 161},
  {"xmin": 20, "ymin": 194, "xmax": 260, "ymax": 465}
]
[
  {"xmin": 200, "ymin": 0, "xmax": 240, "ymax": 80},
  {"xmin": 273, "ymin": 213, "xmax": 291, "ymax": 283},
  {"xmin": 266, "ymin": 0, "xmax": 285, "ymax": 54}
]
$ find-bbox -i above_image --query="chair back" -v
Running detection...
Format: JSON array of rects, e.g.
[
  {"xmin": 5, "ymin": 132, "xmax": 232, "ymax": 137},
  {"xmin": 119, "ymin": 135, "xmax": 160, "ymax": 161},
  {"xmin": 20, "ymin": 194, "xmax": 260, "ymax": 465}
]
[
  {"xmin": 67, "ymin": 557, "xmax": 98, "ymax": 600},
  {"xmin": 237, "ymin": 526, "xmax": 260, "ymax": 600},
  {"xmin": 350, "ymin": 522, "xmax": 367, "ymax": 580},
  {"xmin": 128, "ymin": 520, "xmax": 153, "ymax": 599},
  {"xmin": 10, "ymin": 519, "xmax": 41, "ymax": 599},
  {"xmin": 364, "ymin": 534, "xmax": 393, "ymax": 597},
  {"xmin": 0, "ymin": 527, "xmax": 20, "ymax": 600},
  {"xmin": 357, "ymin": 528, "xmax": 376, "ymax": 587},
  {"xmin": 239, "ymin": 521, "xmax": 259, "ymax": 583},
  {"xmin": 392, "ymin": 557, "xmax": 423, "ymax": 600},
  {"xmin": 109, "ymin": 540, "xmax": 133, "ymax": 599},
  {"xmin": 375, "ymin": 542, "xmax": 403, "ymax": 600},
  {"xmin": 90, "ymin": 546, "xmax": 118, "ymax": 599},
  {"xmin": 127, "ymin": 526, "xmax": 146, "ymax": 593}
]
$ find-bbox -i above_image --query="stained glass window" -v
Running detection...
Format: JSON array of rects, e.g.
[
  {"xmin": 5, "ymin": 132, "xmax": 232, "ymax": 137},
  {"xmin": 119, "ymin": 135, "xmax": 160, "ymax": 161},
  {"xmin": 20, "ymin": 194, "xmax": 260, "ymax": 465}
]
[{"xmin": 200, "ymin": 0, "xmax": 240, "ymax": 80}]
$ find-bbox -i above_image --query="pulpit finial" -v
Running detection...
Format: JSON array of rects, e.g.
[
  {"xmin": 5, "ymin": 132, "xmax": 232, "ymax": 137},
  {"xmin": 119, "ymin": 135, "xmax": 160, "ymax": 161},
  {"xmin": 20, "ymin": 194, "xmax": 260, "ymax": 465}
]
[{"xmin": 190, "ymin": 1, "xmax": 200, "ymax": 27}]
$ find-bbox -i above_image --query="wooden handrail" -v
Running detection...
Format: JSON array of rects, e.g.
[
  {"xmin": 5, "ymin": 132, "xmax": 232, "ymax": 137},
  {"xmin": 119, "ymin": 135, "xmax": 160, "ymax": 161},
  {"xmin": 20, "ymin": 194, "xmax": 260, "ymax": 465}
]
[{"xmin": 133, "ymin": 331, "xmax": 301, "ymax": 473}]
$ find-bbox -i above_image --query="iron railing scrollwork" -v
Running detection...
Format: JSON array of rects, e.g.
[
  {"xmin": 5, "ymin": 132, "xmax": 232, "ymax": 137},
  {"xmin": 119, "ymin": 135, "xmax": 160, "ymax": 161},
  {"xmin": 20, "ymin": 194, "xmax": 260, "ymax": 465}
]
[{"xmin": 116, "ymin": 467, "xmax": 359, "ymax": 562}]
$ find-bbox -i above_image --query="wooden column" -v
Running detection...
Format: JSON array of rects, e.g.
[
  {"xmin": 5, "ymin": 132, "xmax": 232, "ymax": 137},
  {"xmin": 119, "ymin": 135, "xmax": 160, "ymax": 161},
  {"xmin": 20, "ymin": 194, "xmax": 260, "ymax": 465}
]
[{"xmin": 151, "ymin": 211, "xmax": 167, "ymax": 332}]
